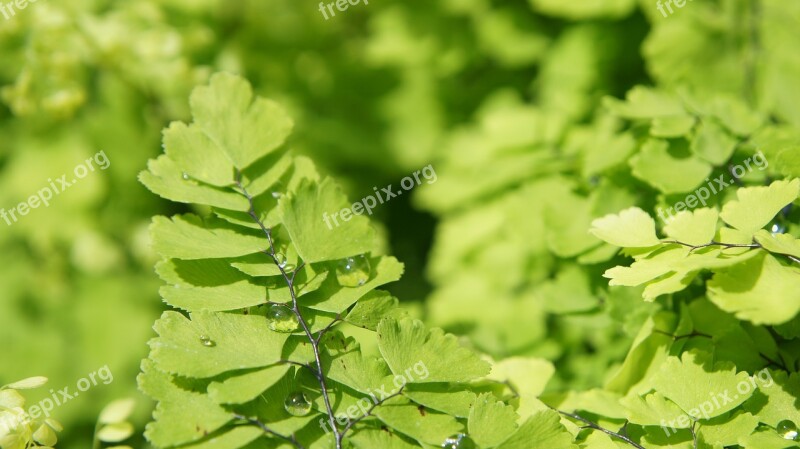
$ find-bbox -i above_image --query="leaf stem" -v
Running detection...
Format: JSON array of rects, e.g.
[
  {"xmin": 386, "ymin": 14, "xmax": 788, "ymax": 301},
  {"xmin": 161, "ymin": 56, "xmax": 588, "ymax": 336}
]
[
  {"xmin": 233, "ymin": 413, "xmax": 307, "ymax": 449},
  {"xmin": 555, "ymin": 409, "xmax": 646, "ymax": 449},
  {"xmin": 338, "ymin": 386, "xmax": 406, "ymax": 442},
  {"xmin": 234, "ymin": 175, "xmax": 343, "ymax": 449},
  {"xmin": 663, "ymin": 239, "xmax": 800, "ymax": 265}
]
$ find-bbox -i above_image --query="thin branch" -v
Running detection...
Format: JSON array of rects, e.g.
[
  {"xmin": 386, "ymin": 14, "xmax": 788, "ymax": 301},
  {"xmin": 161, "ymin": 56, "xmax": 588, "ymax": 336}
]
[
  {"xmin": 662, "ymin": 240, "xmax": 760, "ymax": 251},
  {"xmin": 235, "ymin": 175, "xmax": 343, "ymax": 449},
  {"xmin": 555, "ymin": 409, "xmax": 646, "ymax": 449},
  {"xmin": 759, "ymin": 353, "xmax": 789, "ymax": 372},
  {"xmin": 338, "ymin": 386, "xmax": 406, "ymax": 441},
  {"xmin": 663, "ymin": 239, "xmax": 800, "ymax": 265},
  {"xmin": 652, "ymin": 329, "xmax": 712, "ymax": 341},
  {"xmin": 233, "ymin": 413, "xmax": 306, "ymax": 449},
  {"xmin": 278, "ymin": 359, "xmax": 317, "ymax": 373},
  {"xmin": 315, "ymin": 314, "xmax": 343, "ymax": 345}
]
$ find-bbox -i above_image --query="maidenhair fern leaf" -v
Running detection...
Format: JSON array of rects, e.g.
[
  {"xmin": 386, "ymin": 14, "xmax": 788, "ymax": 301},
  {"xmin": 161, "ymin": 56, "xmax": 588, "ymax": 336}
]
[{"xmin": 137, "ymin": 73, "xmax": 543, "ymax": 449}]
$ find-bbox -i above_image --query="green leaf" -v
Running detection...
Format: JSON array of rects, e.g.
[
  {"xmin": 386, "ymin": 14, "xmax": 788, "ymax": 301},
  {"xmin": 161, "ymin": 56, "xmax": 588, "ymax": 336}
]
[
  {"xmin": 691, "ymin": 119, "xmax": 739, "ymax": 165},
  {"xmin": 349, "ymin": 428, "xmax": 421, "ymax": 449},
  {"xmin": 697, "ymin": 412, "xmax": 760, "ymax": 447},
  {"xmin": 468, "ymin": 393, "xmax": 519, "ymax": 448},
  {"xmin": 372, "ymin": 398, "xmax": 463, "ymax": 446},
  {"xmin": 754, "ymin": 230, "xmax": 800, "ymax": 259},
  {"xmin": 377, "ymin": 317, "xmax": 491, "ymax": 383},
  {"xmin": 719, "ymin": 179, "xmax": 800, "ymax": 236},
  {"xmin": 738, "ymin": 429, "xmax": 800, "ymax": 449},
  {"xmin": 590, "ymin": 207, "xmax": 661, "ymax": 248},
  {"xmin": 208, "ymin": 365, "xmax": 291, "ymax": 404},
  {"xmin": 650, "ymin": 350, "xmax": 753, "ymax": 419},
  {"xmin": 302, "ymin": 256, "xmax": 404, "ymax": 313},
  {"xmin": 604, "ymin": 87, "xmax": 686, "ymax": 119},
  {"xmin": 33, "ymin": 424, "xmax": 58, "ymax": 446},
  {"xmin": 138, "ymin": 360, "xmax": 232, "ymax": 447},
  {"xmin": 630, "ymin": 139, "xmax": 712, "ymax": 194},
  {"xmin": 4, "ymin": 377, "xmax": 48, "ymax": 390},
  {"xmin": 403, "ymin": 384, "xmax": 477, "ymax": 418},
  {"xmin": 171, "ymin": 427, "xmax": 263, "ymax": 449},
  {"xmin": 187, "ymin": 72, "xmax": 293, "ymax": 169},
  {"xmin": 163, "ymin": 121, "xmax": 235, "ymax": 187},
  {"xmin": 98, "ymin": 399, "xmax": 136, "ymax": 424},
  {"xmin": 663, "ymin": 208, "xmax": 719, "ymax": 246},
  {"xmin": 707, "ymin": 253, "xmax": 800, "ymax": 325},
  {"xmin": 486, "ymin": 357, "xmax": 554, "ymax": 398},
  {"xmin": 97, "ymin": 422, "xmax": 135, "ymax": 443},
  {"xmin": 651, "ymin": 115, "xmax": 696, "ymax": 138},
  {"xmin": 741, "ymin": 370, "xmax": 800, "ymax": 428},
  {"xmin": 539, "ymin": 264, "xmax": 599, "ymax": 313},
  {"xmin": 621, "ymin": 391, "xmax": 686, "ymax": 427},
  {"xmin": 139, "ymin": 156, "xmax": 250, "ymax": 211},
  {"xmin": 149, "ymin": 310, "xmax": 290, "ymax": 378},
  {"xmin": 345, "ymin": 291, "xmax": 402, "ymax": 330},
  {"xmin": 281, "ymin": 178, "xmax": 375, "ymax": 263},
  {"xmin": 151, "ymin": 215, "xmax": 265, "ymax": 260},
  {"xmin": 323, "ymin": 336, "xmax": 392, "ymax": 394},
  {"xmin": 528, "ymin": 0, "xmax": 635, "ymax": 18},
  {"xmin": 496, "ymin": 410, "xmax": 576, "ymax": 449},
  {"xmin": 156, "ymin": 258, "xmax": 266, "ymax": 312}
]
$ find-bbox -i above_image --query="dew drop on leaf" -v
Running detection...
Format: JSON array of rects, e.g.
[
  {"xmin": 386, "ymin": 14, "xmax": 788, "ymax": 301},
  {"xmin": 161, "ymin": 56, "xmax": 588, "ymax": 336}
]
[
  {"xmin": 442, "ymin": 433, "xmax": 475, "ymax": 449},
  {"xmin": 267, "ymin": 304, "xmax": 299, "ymax": 332},
  {"xmin": 771, "ymin": 222, "xmax": 787, "ymax": 234},
  {"xmin": 274, "ymin": 252, "xmax": 287, "ymax": 266},
  {"xmin": 271, "ymin": 191, "xmax": 282, "ymax": 199},
  {"xmin": 336, "ymin": 255, "xmax": 371, "ymax": 287},
  {"xmin": 284, "ymin": 391, "xmax": 311, "ymax": 417},
  {"xmin": 181, "ymin": 172, "xmax": 190, "ymax": 180},
  {"xmin": 199, "ymin": 335, "xmax": 216, "ymax": 347},
  {"xmin": 777, "ymin": 420, "xmax": 798, "ymax": 440}
]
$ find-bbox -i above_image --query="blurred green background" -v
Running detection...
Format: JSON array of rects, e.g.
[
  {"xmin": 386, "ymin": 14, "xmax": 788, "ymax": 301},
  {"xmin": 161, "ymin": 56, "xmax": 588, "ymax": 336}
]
[{"xmin": 2, "ymin": 0, "xmax": 799, "ymax": 447}]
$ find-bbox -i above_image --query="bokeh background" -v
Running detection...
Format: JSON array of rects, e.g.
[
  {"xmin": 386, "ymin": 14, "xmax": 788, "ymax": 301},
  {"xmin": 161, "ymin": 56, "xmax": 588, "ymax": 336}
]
[{"xmin": 2, "ymin": 0, "xmax": 799, "ymax": 447}]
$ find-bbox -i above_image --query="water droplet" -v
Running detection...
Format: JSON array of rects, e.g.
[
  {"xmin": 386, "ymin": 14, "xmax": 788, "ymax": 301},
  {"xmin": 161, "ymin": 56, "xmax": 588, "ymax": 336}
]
[
  {"xmin": 181, "ymin": 172, "xmax": 190, "ymax": 180},
  {"xmin": 199, "ymin": 335, "xmax": 216, "ymax": 347},
  {"xmin": 771, "ymin": 222, "xmax": 787, "ymax": 234},
  {"xmin": 284, "ymin": 391, "xmax": 311, "ymax": 417},
  {"xmin": 282, "ymin": 263, "xmax": 296, "ymax": 272},
  {"xmin": 777, "ymin": 420, "xmax": 798, "ymax": 440},
  {"xmin": 271, "ymin": 191, "xmax": 282, "ymax": 199},
  {"xmin": 274, "ymin": 252, "xmax": 287, "ymax": 266},
  {"xmin": 336, "ymin": 255, "xmax": 371, "ymax": 287},
  {"xmin": 267, "ymin": 304, "xmax": 299, "ymax": 333},
  {"xmin": 442, "ymin": 433, "xmax": 475, "ymax": 449}
]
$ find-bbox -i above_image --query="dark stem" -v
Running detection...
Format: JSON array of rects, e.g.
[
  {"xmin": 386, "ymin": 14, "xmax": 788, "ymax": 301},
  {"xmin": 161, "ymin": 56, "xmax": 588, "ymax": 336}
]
[
  {"xmin": 315, "ymin": 314, "xmax": 343, "ymax": 345},
  {"xmin": 663, "ymin": 239, "xmax": 800, "ymax": 265},
  {"xmin": 759, "ymin": 353, "xmax": 789, "ymax": 372},
  {"xmin": 234, "ymin": 175, "xmax": 342, "ymax": 449},
  {"xmin": 338, "ymin": 386, "xmax": 406, "ymax": 443},
  {"xmin": 555, "ymin": 409, "xmax": 646, "ymax": 449},
  {"xmin": 233, "ymin": 414, "xmax": 307, "ymax": 449},
  {"xmin": 653, "ymin": 330, "xmax": 713, "ymax": 341},
  {"xmin": 662, "ymin": 240, "xmax": 760, "ymax": 251}
]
